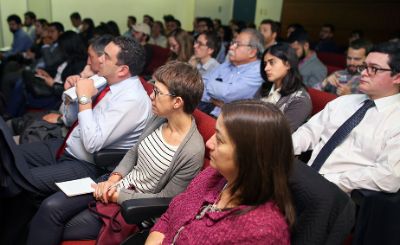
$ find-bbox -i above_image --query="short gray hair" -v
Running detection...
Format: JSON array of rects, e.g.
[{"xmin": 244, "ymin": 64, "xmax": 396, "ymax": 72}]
[
  {"xmin": 89, "ymin": 34, "xmax": 113, "ymax": 56},
  {"xmin": 241, "ymin": 28, "xmax": 265, "ymax": 59}
]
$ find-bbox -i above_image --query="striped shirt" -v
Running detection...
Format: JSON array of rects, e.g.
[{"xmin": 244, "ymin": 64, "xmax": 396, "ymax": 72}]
[{"xmin": 117, "ymin": 124, "xmax": 178, "ymax": 193}]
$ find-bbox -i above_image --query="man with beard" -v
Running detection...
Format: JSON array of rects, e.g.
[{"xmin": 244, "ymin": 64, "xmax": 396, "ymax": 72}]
[
  {"xmin": 259, "ymin": 19, "xmax": 278, "ymax": 49},
  {"xmin": 288, "ymin": 29, "xmax": 327, "ymax": 89},
  {"xmin": 321, "ymin": 39, "xmax": 373, "ymax": 95},
  {"xmin": 0, "ymin": 14, "xmax": 33, "ymax": 60}
]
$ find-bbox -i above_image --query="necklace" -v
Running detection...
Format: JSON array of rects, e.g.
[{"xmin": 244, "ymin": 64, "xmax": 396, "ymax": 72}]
[{"xmin": 195, "ymin": 183, "xmax": 228, "ymax": 220}]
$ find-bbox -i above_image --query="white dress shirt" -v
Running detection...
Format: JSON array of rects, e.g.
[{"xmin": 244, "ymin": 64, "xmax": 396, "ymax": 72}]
[
  {"xmin": 65, "ymin": 76, "xmax": 152, "ymax": 164},
  {"xmin": 292, "ymin": 93, "xmax": 400, "ymax": 193}
]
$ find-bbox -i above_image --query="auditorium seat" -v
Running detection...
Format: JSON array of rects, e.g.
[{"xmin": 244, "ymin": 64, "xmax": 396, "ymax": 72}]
[
  {"xmin": 317, "ymin": 52, "xmax": 346, "ymax": 69},
  {"xmin": 307, "ymin": 88, "xmax": 337, "ymax": 115}
]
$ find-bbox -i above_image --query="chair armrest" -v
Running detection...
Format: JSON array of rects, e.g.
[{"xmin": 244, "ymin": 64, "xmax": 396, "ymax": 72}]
[
  {"xmin": 121, "ymin": 198, "xmax": 172, "ymax": 224},
  {"xmin": 93, "ymin": 149, "xmax": 128, "ymax": 170}
]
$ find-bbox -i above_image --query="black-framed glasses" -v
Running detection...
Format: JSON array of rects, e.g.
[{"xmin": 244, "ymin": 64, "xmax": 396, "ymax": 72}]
[
  {"xmin": 357, "ymin": 64, "xmax": 392, "ymax": 75},
  {"xmin": 230, "ymin": 40, "xmax": 253, "ymax": 48},
  {"xmin": 152, "ymin": 86, "xmax": 176, "ymax": 98}
]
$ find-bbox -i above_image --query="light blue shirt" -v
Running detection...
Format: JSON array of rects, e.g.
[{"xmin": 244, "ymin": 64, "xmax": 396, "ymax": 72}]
[
  {"xmin": 65, "ymin": 76, "xmax": 153, "ymax": 164},
  {"xmin": 3, "ymin": 28, "xmax": 32, "ymax": 58},
  {"xmin": 201, "ymin": 60, "xmax": 263, "ymax": 116}
]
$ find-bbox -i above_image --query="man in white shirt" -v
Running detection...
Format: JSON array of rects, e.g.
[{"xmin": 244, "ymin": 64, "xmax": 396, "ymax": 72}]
[
  {"xmin": 292, "ymin": 41, "xmax": 400, "ymax": 193},
  {"xmin": 0, "ymin": 36, "xmax": 152, "ymax": 198}
]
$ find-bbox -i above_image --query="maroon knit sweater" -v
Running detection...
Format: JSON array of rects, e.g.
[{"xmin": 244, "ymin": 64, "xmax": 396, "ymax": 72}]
[{"xmin": 151, "ymin": 167, "xmax": 290, "ymax": 244}]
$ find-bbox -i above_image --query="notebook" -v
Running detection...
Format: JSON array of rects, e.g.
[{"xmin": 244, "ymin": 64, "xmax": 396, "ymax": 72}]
[{"xmin": 55, "ymin": 177, "xmax": 96, "ymax": 197}]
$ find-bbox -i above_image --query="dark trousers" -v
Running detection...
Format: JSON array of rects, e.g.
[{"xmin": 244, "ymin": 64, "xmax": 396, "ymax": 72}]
[{"xmin": 27, "ymin": 191, "xmax": 102, "ymax": 245}]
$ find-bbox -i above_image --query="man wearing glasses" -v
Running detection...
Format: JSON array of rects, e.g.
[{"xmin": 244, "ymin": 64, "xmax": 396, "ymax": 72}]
[
  {"xmin": 292, "ymin": 41, "xmax": 400, "ymax": 194},
  {"xmin": 199, "ymin": 28, "xmax": 264, "ymax": 117}
]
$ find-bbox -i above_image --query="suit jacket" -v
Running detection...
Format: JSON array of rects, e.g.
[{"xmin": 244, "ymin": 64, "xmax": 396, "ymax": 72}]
[
  {"xmin": 0, "ymin": 117, "xmax": 41, "ymax": 197},
  {"xmin": 290, "ymin": 160, "xmax": 356, "ymax": 245}
]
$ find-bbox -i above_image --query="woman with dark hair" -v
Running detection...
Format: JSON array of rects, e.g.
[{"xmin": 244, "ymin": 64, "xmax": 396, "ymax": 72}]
[
  {"xmin": 167, "ymin": 28, "xmax": 194, "ymax": 62},
  {"xmin": 260, "ymin": 42, "xmax": 312, "ymax": 132},
  {"xmin": 27, "ymin": 61, "xmax": 205, "ymax": 245},
  {"xmin": 147, "ymin": 100, "xmax": 294, "ymax": 245},
  {"xmin": 80, "ymin": 18, "xmax": 95, "ymax": 46}
]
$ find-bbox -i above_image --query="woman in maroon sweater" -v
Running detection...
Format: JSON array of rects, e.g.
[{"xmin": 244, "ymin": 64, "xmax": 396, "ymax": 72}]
[{"xmin": 146, "ymin": 100, "xmax": 295, "ymax": 244}]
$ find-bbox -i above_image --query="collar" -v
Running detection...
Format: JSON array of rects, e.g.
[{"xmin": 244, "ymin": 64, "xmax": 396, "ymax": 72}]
[
  {"xmin": 108, "ymin": 75, "xmax": 140, "ymax": 95},
  {"xmin": 372, "ymin": 93, "xmax": 400, "ymax": 112},
  {"xmin": 229, "ymin": 59, "xmax": 260, "ymax": 70},
  {"xmin": 201, "ymin": 58, "xmax": 217, "ymax": 70}
]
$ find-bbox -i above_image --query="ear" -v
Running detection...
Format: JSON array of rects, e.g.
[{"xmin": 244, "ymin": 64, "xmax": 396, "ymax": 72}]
[
  {"xmin": 392, "ymin": 73, "xmax": 400, "ymax": 85},
  {"xmin": 173, "ymin": 96, "xmax": 184, "ymax": 110},
  {"xmin": 207, "ymin": 48, "xmax": 214, "ymax": 56},
  {"xmin": 117, "ymin": 65, "xmax": 130, "ymax": 77},
  {"xmin": 248, "ymin": 47, "xmax": 258, "ymax": 59},
  {"xmin": 304, "ymin": 42, "xmax": 310, "ymax": 51}
]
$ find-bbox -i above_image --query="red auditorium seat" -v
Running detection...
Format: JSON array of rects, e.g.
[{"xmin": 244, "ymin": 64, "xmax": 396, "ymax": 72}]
[
  {"xmin": 317, "ymin": 52, "xmax": 346, "ymax": 69},
  {"xmin": 143, "ymin": 44, "xmax": 170, "ymax": 76},
  {"xmin": 307, "ymin": 88, "xmax": 337, "ymax": 115}
]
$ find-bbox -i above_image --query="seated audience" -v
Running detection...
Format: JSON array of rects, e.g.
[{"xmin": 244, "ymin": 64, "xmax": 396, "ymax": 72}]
[
  {"xmin": 288, "ymin": 29, "xmax": 327, "ymax": 89},
  {"xmin": 321, "ymin": 39, "xmax": 373, "ymax": 95},
  {"xmin": 24, "ymin": 11, "xmax": 37, "ymax": 41},
  {"xmin": 285, "ymin": 23, "xmax": 303, "ymax": 39},
  {"xmin": 80, "ymin": 18, "xmax": 95, "ymax": 46},
  {"xmin": 149, "ymin": 21, "xmax": 167, "ymax": 48},
  {"xmin": 143, "ymin": 14, "xmax": 154, "ymax": 27},
  {"xmin": 27, "ymin": 61, "xmax": 205, "ymax": 245},
  {"xmin": 261, "ymin": 43, "xmax": 312, "ymax": 132},
  {"xmin": 259, "ymin": 19, "xmax": 278, "ymax": 49},
  {"xmin": 123, "ymin": 15, "xmax": 136, "ymax": 38},
  {"xmin": 348, "ymin": 29, "xmax": 364, "ymax": 45},
  {"xmin": 315, "ymin": 24, "xmax": 340, "ymax": 53},
  {"xmin": 147, "ymin": 100, "xmax": 295, "ymax": 245},
  {"xmin": 132, "ymin": 23, "xmax": 153, "ymax": 72},
  {"xmin": 167, "ymin": 28, "xmax": 194, "ymax": 62},
  {"xmin": 199, "ymin": 28, "xmax": 264, "ymax": 117},
  {"xmin": 70, "ymin": 12, "xmax": 82, "ymax": 33},
  {"xmin": 292, "ymin": 41, "xmax": 400, "ymax": 193},
  {"xmin": 189, "ymin": 31, "xmax": 220, "ymax": 75},
  {"xmin": 164, "ymin": 15, "xmax": 179, "ymax": 35},
  {"xmin": 0, "ymin": 14, "xmax": 33, "ymax": 60}
]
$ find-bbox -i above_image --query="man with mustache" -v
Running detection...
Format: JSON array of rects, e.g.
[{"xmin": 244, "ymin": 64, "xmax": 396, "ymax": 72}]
[
  {"xmin": 288, "ymin": 29, "xmax": 327, "ymax": 89},
  {"xmin": 321, "ymin": 39, "xmax": 373, "ymax": 95}
]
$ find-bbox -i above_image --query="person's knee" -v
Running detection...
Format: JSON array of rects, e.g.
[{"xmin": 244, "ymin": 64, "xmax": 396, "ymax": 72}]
[{"xmin": 38, "ymin": 194, "xmax": 67, "ymax": 224}]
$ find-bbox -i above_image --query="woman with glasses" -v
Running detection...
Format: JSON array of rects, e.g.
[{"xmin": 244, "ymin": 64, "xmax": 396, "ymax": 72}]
[
  {"xmin": 167, "ymin": 28, "xmax": 194, "ymax": 62},
  {"xmin": 27, "ymin": 61, "xmax": 205, "ymax": 245},
  {"xmin": 261, "ymin": 42, "xmax": 312, "ymax": 132},
  {"xmin": 189, "ymin": 31, "xmax": 220, "ymax": 75},
  {"xmin": 146, "ymin": 100, "xmax": 294, "ymax": 245}
]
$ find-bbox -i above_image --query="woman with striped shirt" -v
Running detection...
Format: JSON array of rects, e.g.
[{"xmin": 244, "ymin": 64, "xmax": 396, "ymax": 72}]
[{"xmin": 27, "ymin": 61, "xmax": 205, "ymax": 245}]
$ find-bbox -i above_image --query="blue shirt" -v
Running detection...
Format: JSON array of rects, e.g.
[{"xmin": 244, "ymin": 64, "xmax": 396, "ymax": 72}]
[
  {"xmin": 65, "ymin": 76, "xmax": 153, "ymax": 164},
  {"xmin": 3, "ymin": 28, "xmax": 32, "ymax": 58},
  {"xmin": 201, "ymin": 60, "xmax": 263, "ymax": 116}
]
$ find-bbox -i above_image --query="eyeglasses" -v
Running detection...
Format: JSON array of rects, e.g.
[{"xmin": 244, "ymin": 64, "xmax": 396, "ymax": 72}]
[
  {"xmin": 152, "ymin": 86, "xmax": 176, "ymax": 98},
  {"xmin": 357, "ymin": 64, "xmax": 392, "ymax": 75},
  {"xmin": 194, "ymin": 40, "xmax": 208, "ymax": 47},
  {"xmin": 230, "ymin": 40, "xmax": 253, "ymax": 48}
]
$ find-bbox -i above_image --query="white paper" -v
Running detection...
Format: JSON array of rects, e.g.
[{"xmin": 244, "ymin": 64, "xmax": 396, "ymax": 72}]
[
  {"xmin": 55, "ymin": 177, "xmax": 96, "ymax": 197},
  {"xmin": 63, "ymin": 75, "xmax": 107, "ymax": 102}
]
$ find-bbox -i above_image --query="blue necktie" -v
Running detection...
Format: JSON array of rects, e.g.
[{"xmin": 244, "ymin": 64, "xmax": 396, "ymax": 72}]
[{"xmin": 311, "ymin": 100, "xmax": 375, "ymax": 171}]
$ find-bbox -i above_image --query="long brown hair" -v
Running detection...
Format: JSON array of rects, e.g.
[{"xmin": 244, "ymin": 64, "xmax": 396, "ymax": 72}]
[
  {"xmin": 168, "ymin": 28, "xmax": 194, "ymax": 62},
  {"xmin": 221, "ymin": 100, "xmax": 295, "ymax": 227}
]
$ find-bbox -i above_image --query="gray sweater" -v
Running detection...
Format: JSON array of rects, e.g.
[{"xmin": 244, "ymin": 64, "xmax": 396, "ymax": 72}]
[{"xmin": 114, "ymin": 115, "xmax": 205, "ymax": 204}]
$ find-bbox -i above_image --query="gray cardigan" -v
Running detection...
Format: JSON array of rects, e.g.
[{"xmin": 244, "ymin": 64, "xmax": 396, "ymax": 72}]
[
  {"xmin": 276, "ymin": 87, "xmax": 312, "ymax": 132},
  {"xmin": 113, "ymin": 115, "xmax": 205, "ymax": 204}
]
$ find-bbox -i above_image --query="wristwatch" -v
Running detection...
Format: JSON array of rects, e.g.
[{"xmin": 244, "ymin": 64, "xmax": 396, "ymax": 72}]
[{"xmin": 78, "ymin": 95, "xmax": 92, "ymax": 105}]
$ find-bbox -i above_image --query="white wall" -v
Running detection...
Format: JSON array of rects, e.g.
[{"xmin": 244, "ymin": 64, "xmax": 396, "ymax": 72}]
[
  {"xmin": 0, "ymin": 0, "xmax": 28, "ymax": 47},
  {"xmin": 194, "ymin": 0, "xmax": 233, "ymax": 25},
  {"xmin": 255, "ymin": 0, "xmax": 283, "ymax": 25}
]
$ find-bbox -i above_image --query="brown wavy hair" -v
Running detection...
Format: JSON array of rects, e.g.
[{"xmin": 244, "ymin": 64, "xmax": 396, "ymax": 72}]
[{"xmin": 167, "ymin": 28, "xmax": 194, "ymax": 62}]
